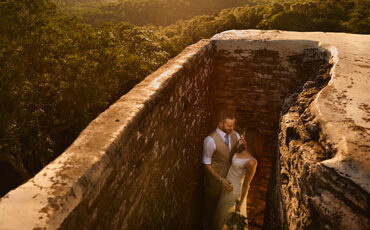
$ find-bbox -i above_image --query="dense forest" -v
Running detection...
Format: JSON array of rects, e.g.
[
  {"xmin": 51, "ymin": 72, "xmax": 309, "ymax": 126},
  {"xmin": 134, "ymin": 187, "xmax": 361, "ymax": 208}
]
[
  {"xmin": 55, "ymin": 0, "xmax": 267, "ymax": 26},
  {"xmin": 0, "ymin": 0, "xmax": 369, "ymax": 197}
]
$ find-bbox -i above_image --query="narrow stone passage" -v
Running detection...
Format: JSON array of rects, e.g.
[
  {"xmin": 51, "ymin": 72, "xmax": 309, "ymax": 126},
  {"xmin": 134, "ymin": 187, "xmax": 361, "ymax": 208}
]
[
  {"xmin": 208, "ymin": 36, "xmax": 331, "ymax": 228},
  {"xmin": 1, "ymin": 30, "xmax": 368, "ymax": 230}
]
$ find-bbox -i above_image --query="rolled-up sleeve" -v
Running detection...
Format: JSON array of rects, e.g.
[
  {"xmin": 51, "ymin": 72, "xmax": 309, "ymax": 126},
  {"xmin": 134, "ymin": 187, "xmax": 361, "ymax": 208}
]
[{"xmin": 202, "ymin": 136, "xmax": 215, "ymax": 164}]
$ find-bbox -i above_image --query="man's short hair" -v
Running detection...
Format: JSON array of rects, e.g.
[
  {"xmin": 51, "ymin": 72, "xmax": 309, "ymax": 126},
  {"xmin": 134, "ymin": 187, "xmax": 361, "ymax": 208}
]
[{"xmin": 217, "ymin": 110, "xmax": 236, "ymax": 122}]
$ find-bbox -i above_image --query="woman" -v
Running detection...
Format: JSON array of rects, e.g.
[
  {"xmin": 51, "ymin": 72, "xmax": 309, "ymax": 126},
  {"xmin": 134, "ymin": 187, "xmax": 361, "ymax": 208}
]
[{"xmin": 213, "ymin": 130, "xmax": 259, "ymax": 230}]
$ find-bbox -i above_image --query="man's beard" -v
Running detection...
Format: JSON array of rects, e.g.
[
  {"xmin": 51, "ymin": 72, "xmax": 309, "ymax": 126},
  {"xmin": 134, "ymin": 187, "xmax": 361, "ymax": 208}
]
[
  {"xmin": 225, "ymin": 129, "xmax": 232, "ymax": 134},
  {"xmin": 222, "ymin": 128, "xmax": 231, "ymax": 134}
]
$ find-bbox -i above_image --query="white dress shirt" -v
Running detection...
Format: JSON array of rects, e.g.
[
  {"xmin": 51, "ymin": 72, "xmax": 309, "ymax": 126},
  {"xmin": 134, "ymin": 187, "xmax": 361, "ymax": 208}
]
[{"xmin": 202, "ymin": 127, "xmax": 241, "ymax": 164}]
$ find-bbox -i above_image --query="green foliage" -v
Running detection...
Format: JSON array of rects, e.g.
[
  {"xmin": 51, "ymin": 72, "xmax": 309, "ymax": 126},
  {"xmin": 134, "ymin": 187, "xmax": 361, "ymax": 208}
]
[
  {"xmin": 56, "ymin": 0, "xmax": 258, "ymax": 26},
  {"xmin": 0, "ymin": 0, "xmax": 169, "ymax": 192},
  {"xmin": 160, "ymin": 0, "xmax": 369, "ymax": 55}
]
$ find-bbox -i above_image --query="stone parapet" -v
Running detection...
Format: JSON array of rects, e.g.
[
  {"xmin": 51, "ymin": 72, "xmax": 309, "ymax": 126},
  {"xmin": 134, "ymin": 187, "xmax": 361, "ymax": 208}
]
[
  {"xmin": 0, "ymin": 39, "xmax": 215, "ymax": 229},
  {"xmin": 0, "ymin": 30, "xmax": 369, "ymax": 230}
]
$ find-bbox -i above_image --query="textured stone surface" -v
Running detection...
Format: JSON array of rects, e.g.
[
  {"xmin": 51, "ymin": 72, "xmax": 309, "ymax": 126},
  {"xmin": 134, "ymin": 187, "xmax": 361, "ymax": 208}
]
[
  {"xmin": 0, "ymin": 30, "xmax": 369, "ymax": 230},
  {"xmin": 209, "ymin": 33, "xmax": 331, "ymax": 229},
  {"xmin": 209, "ymin": 30, "xmax": 370, "ymax": 230},
  {"xmin": 0, "ymin": 39, "xmax": 215, "ymax": 229}
]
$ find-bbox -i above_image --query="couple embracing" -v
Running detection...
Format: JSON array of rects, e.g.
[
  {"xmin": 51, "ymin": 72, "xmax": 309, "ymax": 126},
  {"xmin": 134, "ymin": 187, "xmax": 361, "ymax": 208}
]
[{"xmin": 202, "ymin": 110, "xmax": 258, "ymax": 230}]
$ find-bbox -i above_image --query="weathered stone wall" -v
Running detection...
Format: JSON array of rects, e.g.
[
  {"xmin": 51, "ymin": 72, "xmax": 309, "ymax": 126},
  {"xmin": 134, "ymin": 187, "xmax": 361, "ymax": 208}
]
[
  {"xmin": 277, "ymin": 51, "xmax": 370, "ymax": 229},
  {"xmin": 209, "ymin": 30, "xmax": 369, "ymax": 230},
  {"xmin": 0, "ymin": 30, "xmax": 369, "ymax": 230},
  {"xmin": 59, "ymin": 40, "xmax": 215, "ymax": 229},
  {"xmin": 0, "ymin": 39, "xmax": 215, "ymax": 229},
  {"xmin": 209, "ymin": 37, "xmax": 330, "ymax": 229}
]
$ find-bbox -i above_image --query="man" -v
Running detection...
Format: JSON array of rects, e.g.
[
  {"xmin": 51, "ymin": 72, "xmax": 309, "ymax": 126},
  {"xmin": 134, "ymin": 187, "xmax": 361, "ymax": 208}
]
[{"xmin": 202, "ymin": 110, "xmax": 246, "ymax": 229}]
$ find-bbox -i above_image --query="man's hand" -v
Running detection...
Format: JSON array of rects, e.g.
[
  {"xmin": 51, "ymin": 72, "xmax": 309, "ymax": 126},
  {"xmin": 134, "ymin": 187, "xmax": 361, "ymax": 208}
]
[
  {"xmin": 240, "ymin": 134, "xmax": 247, "ymax": 148},
  {"xmin": 204, "ymin": 164, "xmax": 233, "ymax": 191},
  {"xmin": 221, "ymin": 178, "xmax": 233, "ymax": 191}
]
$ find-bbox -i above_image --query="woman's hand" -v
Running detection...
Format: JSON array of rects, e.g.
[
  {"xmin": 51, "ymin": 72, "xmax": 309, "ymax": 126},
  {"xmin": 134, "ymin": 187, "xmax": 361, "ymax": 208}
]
[{"xmin": 235, "ymin": 203, "xmax": 241, "ymax": 212}]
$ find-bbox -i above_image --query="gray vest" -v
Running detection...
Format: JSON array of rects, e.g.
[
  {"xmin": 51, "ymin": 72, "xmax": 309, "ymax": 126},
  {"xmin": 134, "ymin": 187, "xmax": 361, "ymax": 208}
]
[{"xmin": 209, "ymin": 130, "xmax": 238, "ymax": 178}]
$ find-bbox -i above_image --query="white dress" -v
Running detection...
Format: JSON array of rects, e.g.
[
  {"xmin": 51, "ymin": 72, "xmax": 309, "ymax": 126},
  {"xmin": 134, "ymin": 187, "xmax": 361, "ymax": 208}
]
[{"xmin": 213, "ymin": 154, "xmax": 252, "ymax": 230}]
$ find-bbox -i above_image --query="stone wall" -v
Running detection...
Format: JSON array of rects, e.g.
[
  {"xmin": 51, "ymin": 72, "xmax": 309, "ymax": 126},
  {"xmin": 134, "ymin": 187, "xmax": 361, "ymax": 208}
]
[
  {"xmin": 0, "ymin": 30, "xmax": 369, "ymax": 230},
  {"xmin": 0, "ymin": 39, "xmax": 215, "ymax": 229},
  {"xmin": 276, "ymin": 50, "xmax": 370, "ymax": 229},
  {"xmin": 209, "ymin": 30, "xmax": 369, "ymax": 230},
  {"xmin": 209, "ymin": 37, "xmax": 330, "ymax": 229}
]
